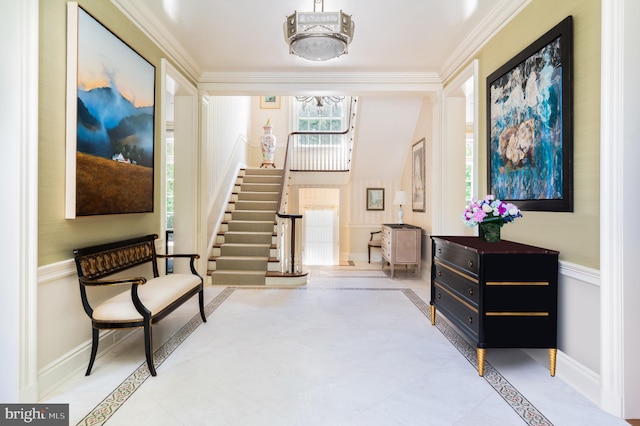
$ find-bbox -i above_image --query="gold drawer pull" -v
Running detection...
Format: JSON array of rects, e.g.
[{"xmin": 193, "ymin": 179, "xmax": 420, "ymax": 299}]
[
  {"xmin": 468, "ymin": 289, "xmax": 474, "ymax": 296},
  {"xmin": 468, "ymin": 260, "xmax": 474, "ymax": 268},
  {"xmin": 437, "ymin": 271, "xmax": 442, "ymax": 277},
  {"xmin": 467, "ymin": 317, "xmax": 473, "ymax": 324},
  {"xmin": 437, "ymin": 293, "xmax": 442, "ymax": 299}
]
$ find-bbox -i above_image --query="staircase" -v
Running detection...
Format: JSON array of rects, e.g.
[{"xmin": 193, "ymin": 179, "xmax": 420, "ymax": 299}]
[{"xmin": 208, "ymin": 168, "xmax": 306, "ymax": 286}]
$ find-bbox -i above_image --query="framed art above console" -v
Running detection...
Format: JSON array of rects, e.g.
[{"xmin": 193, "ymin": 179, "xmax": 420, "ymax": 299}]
[{"xmin": 487, "ymin": 16, "xmax": 573, "ymax": 212}]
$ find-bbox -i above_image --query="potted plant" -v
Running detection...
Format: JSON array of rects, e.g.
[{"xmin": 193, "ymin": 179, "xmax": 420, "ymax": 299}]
[{"xmin": 462, "ymin": 195, "xmax": 522, "ymax": 242}]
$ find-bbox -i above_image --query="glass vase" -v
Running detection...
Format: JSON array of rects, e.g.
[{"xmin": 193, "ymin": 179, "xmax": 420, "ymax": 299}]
[{"xmin": 479, "ymin": 221, "xmax": 502, "ymax": 242}]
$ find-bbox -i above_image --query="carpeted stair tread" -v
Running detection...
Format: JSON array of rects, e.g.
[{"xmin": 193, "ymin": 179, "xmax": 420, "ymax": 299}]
[
  {"xmin": 210, "ymin": 167, "xmax": 303, "ymax": 287},
  {"xmin": 230, "ymin": 210, "xmax": 277, "ymax": 221},
  {"xmin": 219, "ymin": 243, "xmax": 271, "ymax": 257},
  {"xmin": 242, "ymin": 168, "xmax": 283, "ymax": 176},
  {"xmin": 227, "ymin": 221, "xmax": 276, "ymax": 232},
  {"xmin": 220, "ymin": 232, "xmax": 273, "ymax": 244},
  {"xmin": 239, "ymin": 183, "xmax": 280, "ymax": 193},
  {"xmin": 234, "ymin": 200, "xmax": 278, "ymax": 210},
  {"xmin": 241, "ymin": 175, "xmax": 281, "ymax": 184},
  {"xmin": 214, "ymin": 256, "xmax": 268, "ymax": 271},
  {"xmin": 237, "ymin": 192, "xmax": 279, "ymax": 201}
]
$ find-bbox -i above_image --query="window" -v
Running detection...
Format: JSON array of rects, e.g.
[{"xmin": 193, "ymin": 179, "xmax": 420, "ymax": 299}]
[
  {"xmin": 165, "ymin": 129, "xmax": 174, "ymax": 230},
  {"xmin": 294, "ymin": 97, "xmax": 349, "ymax": 145},
  {"xmin": 290, "ymin": 96, "xmax": 353, "ymax": 171},
  {"xmin": 465, "ymin": 126, "xmax": 474, "ymax": 201},
  {"xmin": 462, "ymin": 77, "xmax": 475, "ymax": 202}
]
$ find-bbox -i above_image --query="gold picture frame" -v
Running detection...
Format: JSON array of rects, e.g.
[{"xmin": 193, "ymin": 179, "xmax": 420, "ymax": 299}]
[{"xmin": 260, "ymin": 96, "xmax": 281, "ymax": 109}]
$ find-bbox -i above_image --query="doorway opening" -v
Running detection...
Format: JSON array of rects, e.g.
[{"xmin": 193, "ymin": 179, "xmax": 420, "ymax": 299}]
[{"xmin": 299, "ymin": 188, "xmax": 340, "ymax": 265}]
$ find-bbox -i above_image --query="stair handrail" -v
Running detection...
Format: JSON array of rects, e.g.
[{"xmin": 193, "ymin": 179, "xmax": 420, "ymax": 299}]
[
  {"xmin": 275, "ymin": 97, "xmax": 358, "ymax": 273},
  {"xmin": 276, "ymin": 96, "xmax": 358, "ymax": 215}
]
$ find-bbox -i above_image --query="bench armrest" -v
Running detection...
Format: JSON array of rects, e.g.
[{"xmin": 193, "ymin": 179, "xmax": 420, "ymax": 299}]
[
  {"xmin": 79, "ymin": 277, "xmax": 147, "ymax": 286},
  {"xmin": 156, "ymin": 253, "xmax": 202, "ymax": 278}
]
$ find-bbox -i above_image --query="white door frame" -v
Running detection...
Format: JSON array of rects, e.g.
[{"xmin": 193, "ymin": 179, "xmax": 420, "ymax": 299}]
[
  {"xmin": 437, "ymin": 60, "xmax": 479, "ymax": 235},
  {"xmin": 3, "ymin": 0, "xmax": 39, "ymax": 402},
  {"xmin": 160, "ymin": 60, "xmax": 204, "ymax": 273}
]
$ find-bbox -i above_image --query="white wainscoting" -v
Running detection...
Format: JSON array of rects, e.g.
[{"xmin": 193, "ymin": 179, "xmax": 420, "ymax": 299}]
[
  {"xmin": 36, "ymin": 239, "xmax": 167, "ymax": 399},
  {"xmin": 37, "ymin": 253, "xmax": 603, "ymax": 408},
  {"xmin": 37, "ymin": 259, "xmax": 133, "ymax": 399},
  {"xmin": 524, "ymin": 260, "xmax": 602, "ymax": 406}
]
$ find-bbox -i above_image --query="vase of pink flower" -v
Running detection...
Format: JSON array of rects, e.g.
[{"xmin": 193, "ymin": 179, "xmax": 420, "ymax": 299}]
[{"xmin": 462, "ymin": 195, "xmax": 522, "ymax": 242}]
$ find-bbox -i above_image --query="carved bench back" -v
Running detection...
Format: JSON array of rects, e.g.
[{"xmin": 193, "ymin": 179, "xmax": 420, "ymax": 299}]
[{"xmin": 74, "ymin": 234, "xmax": 159, "ymax": 281}]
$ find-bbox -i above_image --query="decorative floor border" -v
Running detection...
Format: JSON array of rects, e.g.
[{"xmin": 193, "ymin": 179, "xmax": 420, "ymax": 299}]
[
  {"xmin": 78, "ymin": 286, "xmax": 551, "ymax": 426},
  {"xmin": 402, "ymin": 288, "xmax": 553, "ymax": 426},
  {"xmin": 77, "ymin": 287, "xmax": 236, "ymax": 426}
]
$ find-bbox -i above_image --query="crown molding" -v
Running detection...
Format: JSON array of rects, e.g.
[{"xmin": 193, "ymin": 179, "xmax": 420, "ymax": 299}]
[
  {"xmin": 440, "ymin": 0, "xmax": 531, "ymax": 81},
  {"xmin": 198, "ymin": 72, "xmax": 442, "ymax": 95},
  {"xmin": 111, "ymin": 0, "xmax": 201, "ymax": 82}
]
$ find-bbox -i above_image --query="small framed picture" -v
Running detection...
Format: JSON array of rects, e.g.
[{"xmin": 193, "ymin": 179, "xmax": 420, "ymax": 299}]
[
  {"xmin": 260, "ymin": 96, "xmax": 281, "ymax": 109},
  {"xmin": 366, "ymin": 188, "xmax": 385, "ymax": 211}
]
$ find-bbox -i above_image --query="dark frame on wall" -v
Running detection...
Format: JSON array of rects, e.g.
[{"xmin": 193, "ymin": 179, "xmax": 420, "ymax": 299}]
[
  {"xmin": 412, "ymin": 138, "xmax": 425, "ymax": 212},
  {"xmin": 366, "ymin": 188, "xmax": 385, "ymax": 211},
  {"xmin": 487, "ymin": 16, "xmax": 573, "ymax": 212}
]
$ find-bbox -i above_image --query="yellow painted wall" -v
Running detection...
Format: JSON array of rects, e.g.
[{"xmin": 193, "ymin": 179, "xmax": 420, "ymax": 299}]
[
  {"xmin": 249, "ymin": 96, "xmax": 291, "ymax": 168},
  {"xmin": 402, "ymin": 96, "xmax": 432, "ymax": 233},
  {"xmin": 38, "ymin": 0, "xmax": 192, "ymax": 265},
  {"xmin": 453, "ymin": 0, "xmax": 601, "ymax": 268}
]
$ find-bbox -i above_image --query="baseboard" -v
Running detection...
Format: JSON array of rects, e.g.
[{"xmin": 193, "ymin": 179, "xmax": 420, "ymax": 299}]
[
  {"xmin": 557, "ymin": 350, "xmax": 601, "ymax": 404},
  {"xmin": 38, "ymin": 328, "xmax": 133, "ymax": 400},
  {"xmin": 38, "ymin": 329, "xmax": 132, "ymax": 399},
  {"xmin": 37, "ymin": 257, "xmax": 141, "ymax": 400}
]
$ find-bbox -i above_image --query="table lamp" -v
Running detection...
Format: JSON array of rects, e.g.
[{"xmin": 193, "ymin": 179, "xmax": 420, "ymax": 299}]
[{"xmin": 393, "ymin": 191, "xmax": 409, "ymax": 224}]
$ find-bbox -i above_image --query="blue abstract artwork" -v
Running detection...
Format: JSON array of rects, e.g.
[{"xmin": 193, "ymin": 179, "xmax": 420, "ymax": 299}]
[{"xmin": 489, "ymin": 37, "xmax": 563, "ymax": 202}]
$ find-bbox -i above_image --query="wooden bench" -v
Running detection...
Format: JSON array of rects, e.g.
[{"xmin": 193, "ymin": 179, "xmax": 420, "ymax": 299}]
[{"xmin": 73, "ymin": 234, "xmax": 206, "ymax": 376}]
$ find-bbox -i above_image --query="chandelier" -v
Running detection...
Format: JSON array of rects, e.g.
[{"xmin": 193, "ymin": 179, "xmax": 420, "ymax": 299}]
[
  {"xmin": 295, "ymin": 96, "xmax": 345, "ymax": 109},
  {"xmin": 284, "ymin": 0, "xmax": 355, "ymax": 61}
]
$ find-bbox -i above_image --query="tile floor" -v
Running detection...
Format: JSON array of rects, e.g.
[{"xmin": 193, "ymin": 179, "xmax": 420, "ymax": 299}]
[{"xmin": 41, "ymin": 262, "xmax": 629, "ymax": 425}]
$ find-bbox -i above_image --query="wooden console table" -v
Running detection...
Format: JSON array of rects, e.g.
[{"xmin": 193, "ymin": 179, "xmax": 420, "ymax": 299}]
[{"xmin": 381, "ymin": 224, "xmax": 421, "ymax": 278}]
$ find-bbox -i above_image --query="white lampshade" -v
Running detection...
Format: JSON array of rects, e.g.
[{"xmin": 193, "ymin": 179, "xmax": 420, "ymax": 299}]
[{"xmin": 393, "ymin": 191, "xmax": 409, "ymax": 206}]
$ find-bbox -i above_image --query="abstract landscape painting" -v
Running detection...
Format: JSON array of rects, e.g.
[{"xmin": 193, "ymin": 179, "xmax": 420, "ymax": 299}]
[
  {"xmin": 487, "ymin": 16, "xmax": 573, "ymax": 212},
  {"xmin": 66, "ymin": 5, "xmax": 155, "ymax": 217}
]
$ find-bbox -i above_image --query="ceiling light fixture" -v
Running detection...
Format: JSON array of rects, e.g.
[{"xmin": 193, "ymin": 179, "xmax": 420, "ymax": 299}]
[
  {"xmin": 295, "ymin": 95, "xmax": 345, "ymax": 109},
  {"xmin": 284, "ymin": 0, "xmax": 355, "ymax": 61}
]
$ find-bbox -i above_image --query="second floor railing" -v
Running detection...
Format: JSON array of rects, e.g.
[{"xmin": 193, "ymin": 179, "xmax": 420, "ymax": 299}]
[
  {"xmin": 276, "ymin": 97, "xmax": 358, "ymax": 273},
  {"xmin": 289, "ymin": 97, "xmax": 358, "ymax": 172}
]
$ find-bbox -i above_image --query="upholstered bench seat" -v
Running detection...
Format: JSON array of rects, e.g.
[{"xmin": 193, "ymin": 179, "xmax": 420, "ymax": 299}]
[
  {"xmin": 92, "ymin": 274, "xmax": 201, "ymax": 323},
  {"xmin": 74, "ymin": 234, "xmax": 206, "ymax": 376}
]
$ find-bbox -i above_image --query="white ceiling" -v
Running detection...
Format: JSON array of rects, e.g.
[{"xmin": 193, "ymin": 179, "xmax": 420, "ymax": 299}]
[
  {"xmin": 115, "ymin": 0, "xmax": 525, "ymax": 78},
  {"xmin": 113, "ymin": 0, "xmax": 525, "ymax": 179}
]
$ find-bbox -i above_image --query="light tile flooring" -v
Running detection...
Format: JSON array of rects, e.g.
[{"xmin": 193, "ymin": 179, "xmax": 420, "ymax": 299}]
[{"xmin": 41, "ymin": 262, "xmax": 629, "ymax": 425}]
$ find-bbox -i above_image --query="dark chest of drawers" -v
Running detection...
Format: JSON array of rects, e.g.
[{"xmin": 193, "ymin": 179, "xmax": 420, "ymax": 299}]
[{"xmin": 430, "ymin": 236, "xmax": 559, "ymax": 376}]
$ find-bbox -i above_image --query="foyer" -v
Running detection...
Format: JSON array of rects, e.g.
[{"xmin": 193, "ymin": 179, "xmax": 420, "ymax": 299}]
[{"xmin": 41, "ymin": 264, "xmax": 625, "ymax": 426}]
